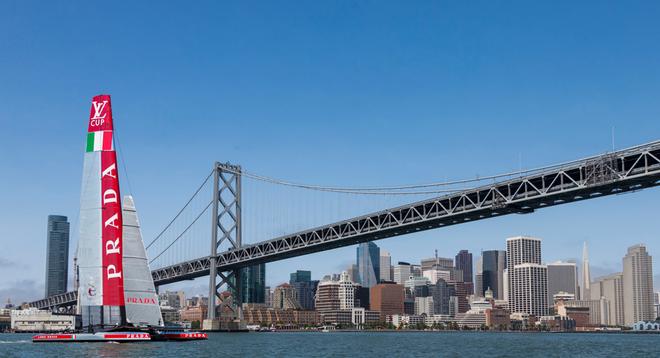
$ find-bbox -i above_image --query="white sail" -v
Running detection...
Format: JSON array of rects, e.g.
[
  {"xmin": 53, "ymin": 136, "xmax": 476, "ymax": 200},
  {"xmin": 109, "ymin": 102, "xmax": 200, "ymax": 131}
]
[{"xmin": 122, "ymin": 195, "xmax": 163, "ymax": 327}]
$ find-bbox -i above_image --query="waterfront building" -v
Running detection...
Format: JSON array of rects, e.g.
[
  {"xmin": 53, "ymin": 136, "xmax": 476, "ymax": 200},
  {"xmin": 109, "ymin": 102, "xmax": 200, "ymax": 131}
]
[
  {"xmin": 290, "ymin": 270, "xmax": 318, "ymax": 310},
  {"xmin": 45, "ymin": 215, "xmax": 70, "ymax": 298},
  {"xmin": 370, "ymin": 283, "xmax": 404, "ymax": 320},
  {"xmin": 454, "ymin": 312, "xmax": 486, "ymax": 329},
  {"xmin": 243, "ymin": 306, "xmax": 320, "ymax": 327},
  {"xmin": 591, "ymin": 273, "xmax": 624, "ymax": 326},
  {"xmin": 273, "ymin": 283, "xmax": 301, "ymax": 310},
  {"xmin": 357, "ymin": 242, "xmax": 380, "ymax": 287},
  {"xmin": 393, "ymin": 262, "xmax": 412, "ymax": 285},
  {"xmin": 338, "ymin": 271, "xmax": 356, "ymax": 310},
  {"xmin": 622, "ymin": 244, "xmax": 655, "ymax": 325},
  {"xmin": 390, "ymin": 314, "xmax": 426, "ymax": 327},
  {"xmin": 481, "ymin": 250, "xmax": 506, "ymax": 300},
  {"xmin": 315, "ymin": 278, "xmax": 340, "ymax": 313},
  {"xmin": 581, "ymin": 242, "xmax": 591, "ymax": 300},
  {"xmin": 380, "ymin": 251, "xmax": 392, "ymax": 282},
  {"xmin": 655, "ymin": 292, "xmax": 660, "ymax": 319},
  {"xmin": 425, "ymin": 314, "xmax": 453, "ymax": 327},
  {"xmin": 11, "ymin": 308, "xmax": 76, "ymax": 332},
  {"xmin": 547, "ymin": 261, "xmax": 578, "ymax": 307},
  {"xmin": 559, "ymin": 300, "xmax": 601, "ymax": 326},
  {"xmin": 455, "ymin": 250, "xmax": 473, "ymax": 288},
  {"xmin": 507, "ymin": 236, "xmax": 547, "ymax": 316},
  {"xmin": 631, "ymin": 321, "xmax": 660, "ymax": 331},
  {"xmin": 179, "ymin": 305, "xmax": 208, "ymax": 323},
  {"xmin": 351, "ymin": 307, "xmax": 381, "ymax": 328}
]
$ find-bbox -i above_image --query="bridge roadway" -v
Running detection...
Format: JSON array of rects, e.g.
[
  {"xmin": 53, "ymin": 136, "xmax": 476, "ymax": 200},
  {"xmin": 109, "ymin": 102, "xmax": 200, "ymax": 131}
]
[
  {"xmin": 29, "ymin": 140, "xmax": 660, "ymax": 310},
  {"xmin": 152, "ymin": 141, "xmax": 660, "ymax": 285}
]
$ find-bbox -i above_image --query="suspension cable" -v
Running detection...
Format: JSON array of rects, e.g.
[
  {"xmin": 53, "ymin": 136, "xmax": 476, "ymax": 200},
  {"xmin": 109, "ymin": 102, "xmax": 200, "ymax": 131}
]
[
  {"xmin": 149, "ymin": 200, "xmax": 214, "ymax": 264},
  {"xmin": 146, "ymin": 169, "xmax": 214, "ymax": 249}
]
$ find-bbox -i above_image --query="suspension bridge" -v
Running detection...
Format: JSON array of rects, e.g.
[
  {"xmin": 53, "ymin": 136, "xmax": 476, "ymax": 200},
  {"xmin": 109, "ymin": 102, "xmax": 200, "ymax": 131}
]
[{"xmin": 29, "ymin": 140, "xmax": 660, "ymax": 328}]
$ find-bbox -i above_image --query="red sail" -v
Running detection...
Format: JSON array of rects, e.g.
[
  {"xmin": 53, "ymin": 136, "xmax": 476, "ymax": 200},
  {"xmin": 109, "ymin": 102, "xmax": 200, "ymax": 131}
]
[{"xmin": 88, "ymin": 94, "xmax": 125, "ymax": 307}]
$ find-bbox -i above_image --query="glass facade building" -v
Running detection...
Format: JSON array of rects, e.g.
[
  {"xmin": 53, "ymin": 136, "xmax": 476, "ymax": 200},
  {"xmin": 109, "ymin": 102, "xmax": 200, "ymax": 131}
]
[
  {"xmin": 45, "ymin": 215, "xmax": 70, "ymax": 298},
  {"xmin": 239, "ymin": 264, "xmax": 266, "ymax": 304},
  {"xmin": 290, "ymin": 270, "xmax": 318, "ymax": 310},
  {"xmin": 357, "ymin": 242, "xmax": 380, "ymax": 288},
  {"xmin": 481, "ymin": 250, "xmax": 506, "ymax": 300}
]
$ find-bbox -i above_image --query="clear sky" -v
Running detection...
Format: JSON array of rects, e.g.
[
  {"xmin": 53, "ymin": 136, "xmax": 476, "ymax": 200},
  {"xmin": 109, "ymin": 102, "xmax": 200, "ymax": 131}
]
[{"xmin": 1, "ymin": 1, "xmax": 659, "ymax": 303}]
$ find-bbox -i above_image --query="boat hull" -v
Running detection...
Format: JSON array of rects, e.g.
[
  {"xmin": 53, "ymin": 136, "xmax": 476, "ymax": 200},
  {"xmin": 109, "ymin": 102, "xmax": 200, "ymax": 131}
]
[
  {"xmin": 152, "ymin": 331, "xmax": 208, "ymax": 341},
  {"xmin": 33, "ymin": 332, "xmax": 151, "ymax": 343}
]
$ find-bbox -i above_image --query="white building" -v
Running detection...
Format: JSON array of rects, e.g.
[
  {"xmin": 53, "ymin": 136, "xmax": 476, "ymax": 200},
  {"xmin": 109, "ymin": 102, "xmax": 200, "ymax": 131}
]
[
  {"xmin": 631, "ymin": 321, "xmax": 660, "ymax": 331},
  {"xmin": 423, "ymin": 267, "xmax": 451, "ymax": 285},
  {"xmin": 393, "ymin": 263, "xmax": 412, "ymax": 285},
  {"xmin": 591, "ymin": 272, "xmax": 625, "ymax": 326},
  {"xmin": 623, "ymin": 244, "xmax": 655, "ymax": 325},
  {"xmin": 11, "ymin": 308, "xmax": 76, "ymax": 332},
  {"xmin": 415, "ymin": 296, "xmax": 434, "ymax": 316},
  {"xmin": 338, "ymin": 271, "xmax": 356, "ymax": 310},
  {"xmin": 654, "ymin": 292, "xmax": 660, "ymax": 319},
  {"xmin": 390, "ymin": 314, "xmax": 426, "ymax": 327},
  {"xmin": 506, "ymin": 236, "xmax": 547, "ymax": 316}
]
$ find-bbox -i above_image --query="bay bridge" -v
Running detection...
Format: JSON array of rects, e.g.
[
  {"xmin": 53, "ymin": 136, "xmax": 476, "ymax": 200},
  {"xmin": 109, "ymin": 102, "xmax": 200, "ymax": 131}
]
[{"xmin": 29, "ymin": 140, "xmax": 660, "ymax": 328}]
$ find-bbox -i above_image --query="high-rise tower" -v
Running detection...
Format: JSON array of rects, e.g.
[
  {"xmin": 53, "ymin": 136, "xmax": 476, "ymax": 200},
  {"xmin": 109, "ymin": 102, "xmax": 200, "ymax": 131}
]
[
  {"xmin": 581, "ymin": 242, "xmax": 591, "ymax": 300},
  {"xmin": 45, "ymin": 215, "xmax": 70, "ymax": 297}
]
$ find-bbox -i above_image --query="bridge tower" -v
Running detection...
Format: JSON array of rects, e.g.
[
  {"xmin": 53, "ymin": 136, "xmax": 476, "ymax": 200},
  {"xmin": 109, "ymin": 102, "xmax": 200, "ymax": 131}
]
[{"xmin": 202, "ymin": 162, "xmax": 245, "ymax": 331}]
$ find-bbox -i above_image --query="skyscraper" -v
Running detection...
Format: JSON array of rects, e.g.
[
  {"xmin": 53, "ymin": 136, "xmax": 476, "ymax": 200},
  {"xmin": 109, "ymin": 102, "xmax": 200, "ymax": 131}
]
[
  {"xmin": 591, "ymin": 272, "xmax": 624, "ymax": 326},
  {"xmin": 455, "ymin": 250, "xmax": 473, "ymax": 286},
  {"xmin": 547, "ymin": 261, "xmax": 578, "ymax": 307},
  {"xmin": 315, "ymin": 278, "xmax": 340, "ymax": 313},
  {"xmin": 290, "ymin": 270, "xmax": 318, "ymax": 310},
  {"xmin": 622, "ymin": 244, "xmax": 654, "ymax": 325},
  {"xmin": 507, "ymin": 236, "xmax": 547, "ymax": 316},
  {"xmin": 45, "ymin": 215, "xmax": 70, "ymax": 297},
  {"xmin": 357, "ymin": 242, "xmax": 380, "ymax": 288},
  {"xmin": 380, "ymin": 251, "xmax": 392, "ymax": 282},
  {"xmin": 338, "ymin": 271, "xmax": 356, "ymax": 310},
  {"xmin": 581, "ymin": 242, "xmax": 591, "ymax": 301},
  {"xmin": 475, "ymin": 256, "xmax": 483, "ymax": 297},
  {"xmin": 273, "ymin": 283, "xmax": 301, "ymax": 310},
  {"xmin": 238, "ymin": 264, "xmax": 266, "ymax": 304},
  {"xmin": 393, "ymin": 262, "xmax": 411, "ymax": 285},
  {"xmin": 481, "ymin": 250, "xmax": 506, "ymax": 300}
]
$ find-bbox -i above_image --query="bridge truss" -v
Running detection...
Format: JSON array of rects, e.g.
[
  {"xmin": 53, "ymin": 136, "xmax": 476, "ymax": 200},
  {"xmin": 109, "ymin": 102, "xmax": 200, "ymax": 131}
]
[{"xmin": 152, "ymin": 141, "xmax": 660, "ymax": 286}]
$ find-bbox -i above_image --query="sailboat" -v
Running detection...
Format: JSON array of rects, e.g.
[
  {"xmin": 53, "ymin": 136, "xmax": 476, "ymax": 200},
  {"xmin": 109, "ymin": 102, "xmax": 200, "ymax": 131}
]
[{"xmin": 33, "ymin": 95, "xmax": 207, "ymax": 343}]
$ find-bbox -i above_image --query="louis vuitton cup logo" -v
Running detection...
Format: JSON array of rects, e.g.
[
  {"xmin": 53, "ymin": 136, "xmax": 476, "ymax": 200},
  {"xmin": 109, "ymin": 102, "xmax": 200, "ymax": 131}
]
[{"xmin": 90, "ymin": 100, "xmax": 108, "ymax": 127}]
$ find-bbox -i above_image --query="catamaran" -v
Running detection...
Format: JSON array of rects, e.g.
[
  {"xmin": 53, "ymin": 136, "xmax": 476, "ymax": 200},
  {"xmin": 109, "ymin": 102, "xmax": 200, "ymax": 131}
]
[{"xmin": 33, "ymin": 95, "xmax": 207, "ymax": 343}]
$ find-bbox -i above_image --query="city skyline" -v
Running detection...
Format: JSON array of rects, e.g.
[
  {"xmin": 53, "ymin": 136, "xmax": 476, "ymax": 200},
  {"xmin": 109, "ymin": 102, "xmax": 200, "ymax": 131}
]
[{"xmin": 2, "ymin": 1, "xmax": 660, "ymax": 304}]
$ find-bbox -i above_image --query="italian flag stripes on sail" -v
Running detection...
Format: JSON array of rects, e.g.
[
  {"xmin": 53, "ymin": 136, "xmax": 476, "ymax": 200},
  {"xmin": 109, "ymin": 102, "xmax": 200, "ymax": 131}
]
[{"xmin": 86, "ymin": 131, "xmax": 114, "ymax": 152}]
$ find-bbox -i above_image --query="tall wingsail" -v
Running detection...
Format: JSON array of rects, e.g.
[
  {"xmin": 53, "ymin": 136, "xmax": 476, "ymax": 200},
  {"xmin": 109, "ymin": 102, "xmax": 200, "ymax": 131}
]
[
  {"xmin": 76, "ymin": 94, "xmax": 126, "ymax": 328},
  {"xmin": 123, "ymin": 195, "xmax": 163, "ymax": 327}
]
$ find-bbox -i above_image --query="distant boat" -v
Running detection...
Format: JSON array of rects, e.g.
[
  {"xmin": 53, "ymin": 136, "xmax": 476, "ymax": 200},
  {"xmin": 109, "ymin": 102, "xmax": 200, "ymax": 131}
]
[{"xmin": 34, "ymin": 95, "xmax": 206, "ymax": 343}]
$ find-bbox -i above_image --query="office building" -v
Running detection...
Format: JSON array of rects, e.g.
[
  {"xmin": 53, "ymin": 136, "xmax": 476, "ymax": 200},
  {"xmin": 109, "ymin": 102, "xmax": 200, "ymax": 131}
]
[
  {"xmin": 421, "ymin": 254, "xmax": 453, "ymax": 271},
  {"xmin": 338, "ymin": 271, "xmax": 356, "ymax": 310},
  {"xmin": 380, "ymin": 251, "xmax": 392, "ymax": 282},
  {"xmin": 507, "ymin": 236, "xmax": 547, "ymax": 316},
  {"xmin": 357, "ymin": 242, "xmax": 380, "ymax": 288},
  {"xmin": 370, "ymin": 283, "xmax": 404, "ymax": 319},
  {"xmin": 45, "ymin": 215, "xmax": 70, "ymax": 297},
  {"xmin": 581, "ymin": 242, "xmax": 591, "ymax": 300},
  {"xmin": 423, "ymin": 266, "xmax": 451, "ymax": 285},
  {"xmin": 158, "ymin": 290, "xmax": 185, "ymax": 309},
  {"xmin": 547, "ymin": 261, "xmax": 578, "ymax": 307},
  {"xmin": 237, "ymin": 264, "xmax": 266, "ymax": 304},
  {"xmin": 346, "ymin": 264, "xmax": 360, "ymax": 284},
  {"xmin": 273, "ymin": 283, "xmax": 301, "ymax": 310},
  {"xmin": 290, "ymin": 270, "xmax": 318, "ymax": 310},
  {"xmin": 393, "ymin": 262, "xmax": 412, "ymax": 285},
  {"xmin": 481, "ymin": 250, "xmax": 506, "ymax": 300},
  {"xmin": 455, "ymin": 250, "xmax": 473, "ymax": 287},
  {"xmin": 591, "ymin": 272, "xmax": 625, "ymax": 326},
  {"xmin": 315, "ymin": 279, "xmax": 340, "ymax": 313},
  {"xmin": 429, "ymin": 279, "xmax": 455, "ymax": 315},
  {"xmin": 415, "ymin": 296, "xmax": 434, "ymax": 316},
  {"xmin": 654, "ymin": 292, "xmax": 660, "ymax": 319},
  {"xmin": 623, "ymin": 244, "xmax": 655, "ymax": 325},
  {"xmin": 475, "ymin": 256, "xmax": 483, "ymax": 297}
]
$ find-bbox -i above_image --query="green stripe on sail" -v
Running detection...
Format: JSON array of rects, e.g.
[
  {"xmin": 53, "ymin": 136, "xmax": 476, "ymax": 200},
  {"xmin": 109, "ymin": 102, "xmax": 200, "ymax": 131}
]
[{"xmin": 86, "ymin": 132, "xmax": 95, "ymax": 152}]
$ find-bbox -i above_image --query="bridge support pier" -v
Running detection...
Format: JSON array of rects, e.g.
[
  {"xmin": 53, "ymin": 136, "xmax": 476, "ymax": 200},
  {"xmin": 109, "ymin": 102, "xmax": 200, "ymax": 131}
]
[{"xmin": 203, "ymin": 162, "xmax": 246, "ymax": 331}]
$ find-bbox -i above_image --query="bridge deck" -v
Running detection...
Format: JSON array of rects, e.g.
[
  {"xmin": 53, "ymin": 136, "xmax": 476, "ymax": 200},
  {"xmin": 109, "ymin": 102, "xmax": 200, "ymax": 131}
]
[{"xmin": 151, "ymin": 141, "xmax": 660, "ymax": 286}]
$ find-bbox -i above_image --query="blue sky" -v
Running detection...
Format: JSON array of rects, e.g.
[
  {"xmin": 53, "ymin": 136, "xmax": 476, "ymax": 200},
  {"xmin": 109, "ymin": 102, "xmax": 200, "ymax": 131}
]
[{"xmin": 1, "ymin": 1, "xmax": 659, "ymax": 302}]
